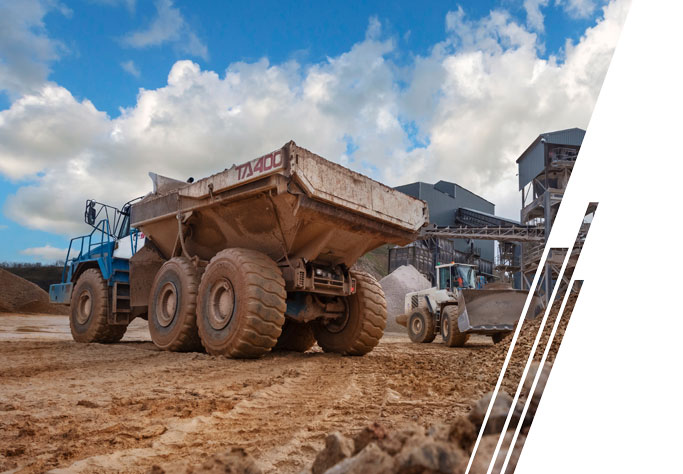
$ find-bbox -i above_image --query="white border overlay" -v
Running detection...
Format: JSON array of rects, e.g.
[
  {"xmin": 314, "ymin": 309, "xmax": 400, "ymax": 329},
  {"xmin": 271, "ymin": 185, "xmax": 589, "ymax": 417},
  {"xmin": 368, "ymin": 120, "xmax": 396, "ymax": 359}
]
[{"xmin": 516, "ymin": 0, "xmax": 683, "ymax": 472}]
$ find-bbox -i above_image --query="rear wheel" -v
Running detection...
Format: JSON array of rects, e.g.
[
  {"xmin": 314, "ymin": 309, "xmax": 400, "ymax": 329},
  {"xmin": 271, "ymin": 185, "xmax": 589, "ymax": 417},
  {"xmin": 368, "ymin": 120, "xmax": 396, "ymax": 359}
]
[
  {"xmin": 407, "ymin": 307, "xmax": 435, "ymax": 343},
  {"xmin": 197, "ymin": 248, "xmax": 286, "ymax": 358},
  {"xmin": 273, "ymin": 319, "xmax": 316, "ymax": 352},
  {"xmin": 442, "ymin": 305, "xmax": 469, "ymax": 347},
  {"xmin": 312, "ymin": 271, "xmax": 386, "ymax": 356},
  {"xmin": 148, "ymin": 257, "xmax": 202, "ymax": 352},
  {"xmin": 70, "ymin": 268, "xmax": 126, "ymax": 343}
]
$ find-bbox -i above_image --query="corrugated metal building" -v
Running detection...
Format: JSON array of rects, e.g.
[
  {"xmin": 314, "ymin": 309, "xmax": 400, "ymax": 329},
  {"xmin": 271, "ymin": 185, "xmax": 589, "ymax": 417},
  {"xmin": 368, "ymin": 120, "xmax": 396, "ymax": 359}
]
[
  {"xmin": 395, "ymin": 180, "xmax": 495, "ymax": 273},
  {"xmin": 517, "ymin": 127, "xmax": 585, "ymax": 190}
]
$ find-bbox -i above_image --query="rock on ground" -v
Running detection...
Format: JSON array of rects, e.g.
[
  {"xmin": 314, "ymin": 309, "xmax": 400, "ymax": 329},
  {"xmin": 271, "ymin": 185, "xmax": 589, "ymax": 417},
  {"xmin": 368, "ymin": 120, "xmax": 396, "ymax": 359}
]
[
  {"xmin": 468, "ymin": 391, "xmax": 516, "ymax": 435},
  {"xmin": 312, "ymin": 433, "xmax": 355, "ymax": 474},
  {"xmin": 468, "ymin": 431, "xmax": 526, "ymax": 474},
  {"xmin": 306, "ymin": 420, "xmax": 473, "ymax": 474}
]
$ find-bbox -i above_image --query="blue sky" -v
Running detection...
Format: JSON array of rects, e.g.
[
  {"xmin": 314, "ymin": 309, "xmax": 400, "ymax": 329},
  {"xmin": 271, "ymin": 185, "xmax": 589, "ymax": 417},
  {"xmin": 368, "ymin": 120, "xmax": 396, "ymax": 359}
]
[{"xmin": 0, "ymin": 0, "xmax": 627, "ymax": 262}]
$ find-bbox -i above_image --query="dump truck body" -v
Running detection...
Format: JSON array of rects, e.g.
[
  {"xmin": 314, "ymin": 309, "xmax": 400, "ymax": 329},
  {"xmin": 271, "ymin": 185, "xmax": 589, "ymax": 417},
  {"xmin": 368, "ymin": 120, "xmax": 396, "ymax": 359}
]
[
  {"xmin": 131, "ymin": 142, "xmax": 425, "ymax": 262},
  {"xmin": 130, "ymin": 141, "xmax": 426, "ymax": 301}
]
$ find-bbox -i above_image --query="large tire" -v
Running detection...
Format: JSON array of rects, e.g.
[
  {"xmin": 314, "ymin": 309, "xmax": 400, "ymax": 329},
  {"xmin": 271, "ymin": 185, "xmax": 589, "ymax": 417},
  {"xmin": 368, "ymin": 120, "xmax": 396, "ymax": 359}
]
[
  {"xmin": 312, "ymin": 271, "xmax": 386, "ymax": 356},
  {"xmin": 407, "ymin": 307, "xmax": 435, "ymax": 343},
  {"xmin": 441, "ymin": 305, "xmax": 469, "ymax": 347},
  {"xmin": 70, "ymin": 268, "xmax": 126, "ymax": 343},
  {"xmin": 273, "ymin": 319, "xmax": 316, "ymax": 352},
  {"xmin": 148, "ymin": 257, "xmax": 202, "ymax": 352},
  {"xmin": 491, "ymin": 333, "xmax": 508, "ymax": 344},
  {"xmin": 196, "ymin": 248, "xmax": 286, "ymax": 358}
]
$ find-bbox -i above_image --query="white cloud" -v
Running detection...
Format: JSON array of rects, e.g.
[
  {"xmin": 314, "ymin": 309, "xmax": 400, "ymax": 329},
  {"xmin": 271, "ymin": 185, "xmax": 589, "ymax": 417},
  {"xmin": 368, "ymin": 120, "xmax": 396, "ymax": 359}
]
[
  {"xmin": 20, "ymin": 244, "xmax": 67, "ymax": 261},
  {"xmin": 0, "ymin": 0, "xmax": 69, "ymax": 97},
  {"xmin": 556, "ymin": 0, "xmax": 599, "ymax": 19},
  {"xmin": 121, "ymin": 59, "xmax": 141, "ymax": 77},
  {"xmin": 0, "ymin": 85, "xmax": 109, "ymax": 180},
  {"xmin": 0, "ymin": 1, "xmax": 631, "ymax": 235},
  {"xmin": 121, "ymin": 0, "xmax": 208, "ymax": 60},
  {"xmin": 524, "ymin": 0, "xmax": 550, "ymax": 32}
]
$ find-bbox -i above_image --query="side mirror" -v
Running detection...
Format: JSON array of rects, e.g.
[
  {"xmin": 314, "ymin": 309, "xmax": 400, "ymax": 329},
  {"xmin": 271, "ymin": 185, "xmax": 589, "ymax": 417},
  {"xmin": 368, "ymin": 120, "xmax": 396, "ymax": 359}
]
[{"xmin": 85, "ymin": 201, "xmax": 97, "ymax": 225}]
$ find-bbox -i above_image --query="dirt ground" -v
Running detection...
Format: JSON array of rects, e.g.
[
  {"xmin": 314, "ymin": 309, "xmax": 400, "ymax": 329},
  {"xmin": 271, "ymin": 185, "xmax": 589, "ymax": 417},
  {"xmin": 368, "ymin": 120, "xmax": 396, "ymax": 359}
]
[{"xmin": 0, "ymin": 314, "xmax": 509, "ymax": 473}]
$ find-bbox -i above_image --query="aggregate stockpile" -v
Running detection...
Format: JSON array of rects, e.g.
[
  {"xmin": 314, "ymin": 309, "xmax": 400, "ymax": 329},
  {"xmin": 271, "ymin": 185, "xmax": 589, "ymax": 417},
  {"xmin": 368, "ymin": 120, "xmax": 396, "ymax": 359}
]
[
  {"xmin": 124, "ymin": 141, "xmax": 427, "ymax": 357},
  {"xmin": 0, "ymin": 268, "xmax": 67, "ymax": 315},
  {"xmin": 379, "ymin": 265, "xmax": 432, "ymax": 333}
]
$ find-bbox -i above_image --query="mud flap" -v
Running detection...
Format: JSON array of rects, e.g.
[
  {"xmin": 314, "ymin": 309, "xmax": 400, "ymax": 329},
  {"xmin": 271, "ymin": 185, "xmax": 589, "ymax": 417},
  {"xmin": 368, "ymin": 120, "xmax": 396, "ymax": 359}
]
[{"xmin": 49, "ymin": 282, "xmax": 72, "ymax": 304}]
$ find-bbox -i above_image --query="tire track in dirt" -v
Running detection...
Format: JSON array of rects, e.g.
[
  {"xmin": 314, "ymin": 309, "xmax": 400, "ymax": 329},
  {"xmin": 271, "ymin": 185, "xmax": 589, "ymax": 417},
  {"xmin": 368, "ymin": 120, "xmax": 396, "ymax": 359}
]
[{"xmin": 0, "ymin": 331, "xmax": 510, "ymax": 474}]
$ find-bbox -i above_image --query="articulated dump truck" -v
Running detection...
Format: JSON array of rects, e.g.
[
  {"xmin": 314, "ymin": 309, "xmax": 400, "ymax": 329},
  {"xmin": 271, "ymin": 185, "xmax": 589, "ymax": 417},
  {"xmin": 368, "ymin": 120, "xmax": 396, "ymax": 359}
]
[{"xmin": 50, "ymin": 141, "xmax": 428, "ymax": 358}]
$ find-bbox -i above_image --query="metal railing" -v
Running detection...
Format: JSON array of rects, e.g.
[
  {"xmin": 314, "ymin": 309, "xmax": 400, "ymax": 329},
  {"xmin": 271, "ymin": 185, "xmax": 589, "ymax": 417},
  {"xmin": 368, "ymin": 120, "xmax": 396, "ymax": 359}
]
[{"xmin": 61, "ymin": 219, "xmax": 114, "ymax": 283}]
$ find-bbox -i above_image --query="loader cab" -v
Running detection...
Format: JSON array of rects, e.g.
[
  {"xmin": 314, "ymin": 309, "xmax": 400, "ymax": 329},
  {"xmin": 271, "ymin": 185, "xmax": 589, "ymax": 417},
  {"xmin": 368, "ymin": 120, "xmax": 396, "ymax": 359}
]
[{"xmin": 435, "ymin": 263, "xmax": 477, "ymax": 291}]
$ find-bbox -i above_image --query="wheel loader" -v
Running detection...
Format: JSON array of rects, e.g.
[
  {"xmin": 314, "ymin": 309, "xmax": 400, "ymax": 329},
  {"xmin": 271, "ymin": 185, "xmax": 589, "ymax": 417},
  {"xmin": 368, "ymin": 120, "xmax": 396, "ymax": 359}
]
[
  {"xmin": 50, "ymin": 141, "xmax": 428, "ymax": 358},
  {"xmin": 396, "ymin": 263, "xmax": 540, "ymax": 346}
]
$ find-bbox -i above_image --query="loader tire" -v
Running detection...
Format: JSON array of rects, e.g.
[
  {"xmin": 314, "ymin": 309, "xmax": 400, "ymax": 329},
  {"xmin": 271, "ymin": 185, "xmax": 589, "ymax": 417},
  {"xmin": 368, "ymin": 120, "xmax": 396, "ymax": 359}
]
[
  {"xmin": 491, "ymin": 333, "xmax": 508, "ymax": 344},
  {"xmin": 313, "ymin": 271, "xmax": 387, "ymax": 356},
  {"xmin": 70, "ymin": 268, "xmax": 126, "ymax": 343},
  {"xmin": 441, "ymin": 305, "xmax": 469, "ymax": 347},
  {"xmin": 148, "ymin": 257, "xmax": 202, "ymax": 352},
  {"xmin": 407, "ymin": 307, "xmax": 435, "ymax": 343},
  {"xmin": 273, "ymin": 319, "xmax": 316, "ymax": 352},
  {"xmin": 197, "ymin": 248, "xmax": 286, "ymax": 358}
]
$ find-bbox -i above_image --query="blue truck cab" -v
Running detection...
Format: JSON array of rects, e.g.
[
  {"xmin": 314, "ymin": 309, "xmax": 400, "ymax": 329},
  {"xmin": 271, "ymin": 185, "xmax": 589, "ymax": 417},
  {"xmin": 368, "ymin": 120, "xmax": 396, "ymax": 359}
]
[{"xmin": 50, "ymin": 199, "xmax": 144, "ymax": 329}]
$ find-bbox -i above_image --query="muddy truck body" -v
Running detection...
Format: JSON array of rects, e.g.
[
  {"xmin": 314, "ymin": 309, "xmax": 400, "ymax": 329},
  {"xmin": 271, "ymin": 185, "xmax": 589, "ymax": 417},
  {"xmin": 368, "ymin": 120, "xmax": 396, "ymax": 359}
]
[{"xmin": 50, "ymin": 141, "xmax": 427, "ymax": 357}]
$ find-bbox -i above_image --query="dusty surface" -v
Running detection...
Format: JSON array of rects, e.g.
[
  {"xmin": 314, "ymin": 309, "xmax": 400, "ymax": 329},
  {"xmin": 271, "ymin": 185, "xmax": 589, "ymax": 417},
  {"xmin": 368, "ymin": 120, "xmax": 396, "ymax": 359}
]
[
  {"xmin": 0, "ymin": 314, "xmax": 507, "ymax": 474},
  {"xmin": 0, "ymin": 291, "xmax": 577, "ymax": 474}
]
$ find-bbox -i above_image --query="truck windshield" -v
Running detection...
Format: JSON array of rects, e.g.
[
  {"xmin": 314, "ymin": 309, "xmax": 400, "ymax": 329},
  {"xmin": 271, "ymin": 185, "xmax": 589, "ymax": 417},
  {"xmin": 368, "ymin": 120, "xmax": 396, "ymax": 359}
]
[
  {"xmin": 455, "ymin": 266, "xmax": 477, "ymax": 289},
  {"xmin": 118, "ymin": 204, "xmax": 130, "ymax": 239}
]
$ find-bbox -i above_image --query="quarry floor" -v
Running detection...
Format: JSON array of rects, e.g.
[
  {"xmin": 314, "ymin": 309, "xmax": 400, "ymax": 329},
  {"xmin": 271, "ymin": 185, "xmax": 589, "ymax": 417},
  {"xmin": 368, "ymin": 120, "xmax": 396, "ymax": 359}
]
[{"xmin": 0, "ymin": 314, "xmax": 506, "ymax": 473}]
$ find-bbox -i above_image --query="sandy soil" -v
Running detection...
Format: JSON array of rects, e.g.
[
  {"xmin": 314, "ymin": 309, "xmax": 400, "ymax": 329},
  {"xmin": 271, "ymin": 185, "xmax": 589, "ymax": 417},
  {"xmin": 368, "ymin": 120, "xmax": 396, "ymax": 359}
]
[{"xmin": 0, "ymin": 314, "xmax": 507, "ymax": 473}]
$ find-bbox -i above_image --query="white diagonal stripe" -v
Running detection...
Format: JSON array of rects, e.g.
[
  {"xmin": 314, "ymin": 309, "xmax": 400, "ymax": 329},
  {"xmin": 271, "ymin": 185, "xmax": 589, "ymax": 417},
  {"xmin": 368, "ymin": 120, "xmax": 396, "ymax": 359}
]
[
  {"xmin": 484, "ymin": 247, "xmax": 572, "ymax": 474},
  {"xmin": 499, "ymin": 277, "xmax": 577, "ymax": 473},
  {"xmin": 464, "ymin": 244, "xmax": 561, "ymax": 474}
]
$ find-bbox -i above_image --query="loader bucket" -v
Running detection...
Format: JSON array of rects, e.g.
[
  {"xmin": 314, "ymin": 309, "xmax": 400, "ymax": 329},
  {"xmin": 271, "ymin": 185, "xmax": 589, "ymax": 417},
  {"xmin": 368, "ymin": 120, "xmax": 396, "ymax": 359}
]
[{"xmin": 456, "ymin": 289, "xmax": 541, "ymax": 335}]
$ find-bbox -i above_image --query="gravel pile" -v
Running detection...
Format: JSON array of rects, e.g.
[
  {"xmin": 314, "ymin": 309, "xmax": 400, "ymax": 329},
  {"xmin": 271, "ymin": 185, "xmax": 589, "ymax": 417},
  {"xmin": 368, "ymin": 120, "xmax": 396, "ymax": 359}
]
[
  {"xmin": 0, "ymin": 268, "xmax": 68, "ymax": 315},
  {"xmin": 379, "ymin": 265, "xmax": 431, "ymax": 333}
]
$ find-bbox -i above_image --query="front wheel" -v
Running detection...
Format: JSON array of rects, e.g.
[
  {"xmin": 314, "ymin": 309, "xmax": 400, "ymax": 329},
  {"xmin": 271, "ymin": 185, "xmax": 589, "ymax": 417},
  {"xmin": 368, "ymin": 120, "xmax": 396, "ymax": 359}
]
[
  {"xmin": 441, "ymin": 305, "xmax": 469, "ymax": 347},
  {"xmin": 70, "ymin": 268, "xmax": 126, "ymax": 343},
  {"xmin": 312, "ymin": 271, "xmax": 387, "ymax": 356},
  {"xmin": 407, "ymin": 307, "xmax": 435, "ymax": 343}
]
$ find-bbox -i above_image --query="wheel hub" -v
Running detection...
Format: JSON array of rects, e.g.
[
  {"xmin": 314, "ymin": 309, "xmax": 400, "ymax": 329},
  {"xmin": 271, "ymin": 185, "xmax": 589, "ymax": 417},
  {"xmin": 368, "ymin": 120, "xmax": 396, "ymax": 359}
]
[
  {"xmin": 76, "ymin": 290, "xmax": 92, "ymax": 325},
  {"xmin": 442, "ymin": 317, "xmax": 449, "ymax": 336},
  {"xmin": 157, "ymin": 281, "xmax": 178, "ymax": 327},
  {"xmin": 411, "ymin": 316, "xmax": 423, "ymax": 335},
  {"xmin": 322, "ymin": 299, "xmax": 349, "ymax": 334},
  {"xmin": 208, "ymin": 278, "xmax": 235, "ymax": 330}
]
